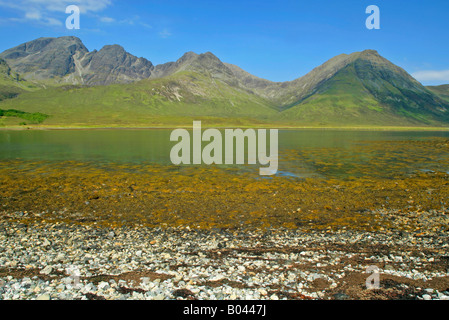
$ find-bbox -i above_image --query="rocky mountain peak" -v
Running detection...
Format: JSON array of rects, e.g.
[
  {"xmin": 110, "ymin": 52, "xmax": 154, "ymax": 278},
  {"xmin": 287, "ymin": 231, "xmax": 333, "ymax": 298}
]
[
  {"xmin": 178, "ymin": 51, "xmax": 199, "ymax": 62},
  {"xmin": 359, "ymin": 49, "xmax": 380, "ymax": 56},
  {"xmin": 151, "ymin": 50, "xmax": 235, "ymax": 83},
  {"xmin": 0, "ymin": 37, "xmax": 154, "ymax": 85},
  {"xmin": 0, "ymin": 36, "xmax": 89, "ymax": 79},
  {"xmin": 98, "ymin": 44, "xmax": 126, "ymax": 54}
]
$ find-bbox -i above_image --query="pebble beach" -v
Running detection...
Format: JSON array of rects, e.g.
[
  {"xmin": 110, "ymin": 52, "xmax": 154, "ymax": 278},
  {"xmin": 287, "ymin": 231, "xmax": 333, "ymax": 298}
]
[{"xmin": 1, "ymin": 210, "xmax": 448, "ymax": 300}]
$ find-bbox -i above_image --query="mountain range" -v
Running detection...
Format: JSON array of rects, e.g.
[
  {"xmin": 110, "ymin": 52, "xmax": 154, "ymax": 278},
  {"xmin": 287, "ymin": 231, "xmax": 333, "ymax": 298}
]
[{"xmin": 0, "ymin": 36, "xmax": 448, "ymax": 127}]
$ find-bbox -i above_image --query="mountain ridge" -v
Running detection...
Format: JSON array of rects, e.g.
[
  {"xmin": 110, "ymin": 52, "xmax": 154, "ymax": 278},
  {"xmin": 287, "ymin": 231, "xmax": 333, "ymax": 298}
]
[
  {"xmin": 1, "ymin": 36, "xmax": 449, "ymax": 127},
  {"xmin": 0, "ymin": 36, "xmax": 154, "ymax": 86},
  {"xmin": 280, "ymin": 49, "xmax": 449, "ymax": 125}
]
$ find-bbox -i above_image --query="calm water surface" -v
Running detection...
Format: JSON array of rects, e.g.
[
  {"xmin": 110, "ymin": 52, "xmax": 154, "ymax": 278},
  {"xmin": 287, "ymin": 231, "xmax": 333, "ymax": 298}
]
[{"xmin": 1, "ymin": 129, "xmax": 449, "ymax": 178}]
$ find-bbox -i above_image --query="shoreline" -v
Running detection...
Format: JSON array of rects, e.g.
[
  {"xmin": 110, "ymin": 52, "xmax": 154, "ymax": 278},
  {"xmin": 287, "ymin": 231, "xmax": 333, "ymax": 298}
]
[{"xmin": 1, "ymin": 124, "xmax": 449, "ymax": 131}]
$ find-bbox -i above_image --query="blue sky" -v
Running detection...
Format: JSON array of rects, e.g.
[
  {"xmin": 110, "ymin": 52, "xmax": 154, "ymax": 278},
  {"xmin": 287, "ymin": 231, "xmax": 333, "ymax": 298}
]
[{"xmin": 0, "ymin": 0, "xmax": 448, "ymax": 85}]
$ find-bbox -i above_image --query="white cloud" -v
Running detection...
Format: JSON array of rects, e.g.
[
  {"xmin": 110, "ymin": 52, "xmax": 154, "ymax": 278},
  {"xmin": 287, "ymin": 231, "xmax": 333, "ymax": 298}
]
[
  {"xmin": 0, "ymin": 0, "xmax": 112, "ymax": 13},
  {"xmin": 140, "ymin": 22, "xmax": 152, "ymax": 29},
  {"xmin": 45, "ymin": 17, "xmax": 63, "ymax": 26},
  {"xmin": 100, "ymin": 16, "xmax": 115, "ymax": 23},
  {"xmin": 25, "ymin": 11, "xmax": 41, "ymax": 20},
  {"xmin": 0, "ymin": 0, "xmax": 111, "ymax": 26},
  {"xmin": 412, "ymin": 69, "xmax": 449, "ymax": 82},
  {"xmin": 0, "ymin": 1, "xmax": 154, "ymax": 32},
  {"xmin": 159, "ymin": 28, "xmax": 172, "ymax": 38},
  {"xmin": 117, "ymin": 16, "xmax": 152, "ymax": 29}
]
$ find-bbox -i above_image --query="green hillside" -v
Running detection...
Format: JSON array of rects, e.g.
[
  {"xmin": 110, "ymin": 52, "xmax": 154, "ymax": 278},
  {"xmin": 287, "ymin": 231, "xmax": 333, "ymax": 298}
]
[
  {"xmin": 0, "ymin": 59, "xmax": 24, "ymax": 101},
  {"xmin": 1, "ymin": 64, "xmax": 448, "ymax": 128},
  {"xmin": 1, "ymin": 37, "xmax": 449, "ymax": 128},
  {"xmin": 281, "ymin": 52, "xmax": 449, "ymax": 126},
  {"xmin": 0, "ymin": 71, "xmax": 277, "ymax": 127},
  {"xmin": 280, "ymin": 65, "xmax": 389, "ymax": 125},
  {"xmin": 0, "ymin": 58, "xmax": 49, "ymax": 126},
  {"xmin": 427, "ymin": 85, "xmax": 449, "ymax": 103}
]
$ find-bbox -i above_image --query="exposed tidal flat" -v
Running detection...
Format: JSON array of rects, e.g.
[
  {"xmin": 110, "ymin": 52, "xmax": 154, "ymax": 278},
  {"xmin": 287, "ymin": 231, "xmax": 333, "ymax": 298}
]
[{"xmin": 1, "ymin": 133, "xmax": 449, "ymax": 300}]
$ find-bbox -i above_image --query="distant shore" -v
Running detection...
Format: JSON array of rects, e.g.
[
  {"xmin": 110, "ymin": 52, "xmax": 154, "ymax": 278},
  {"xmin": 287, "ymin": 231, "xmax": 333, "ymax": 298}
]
[{"xmin": 1, "ymin": 124, "xmax": 449, "ymax": 131}]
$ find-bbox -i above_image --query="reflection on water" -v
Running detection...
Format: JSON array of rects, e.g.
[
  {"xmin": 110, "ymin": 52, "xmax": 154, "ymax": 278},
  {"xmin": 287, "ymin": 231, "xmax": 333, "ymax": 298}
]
[{"xmin": 1, "ymin": 129, "xmax": 449, "ymax": 179}]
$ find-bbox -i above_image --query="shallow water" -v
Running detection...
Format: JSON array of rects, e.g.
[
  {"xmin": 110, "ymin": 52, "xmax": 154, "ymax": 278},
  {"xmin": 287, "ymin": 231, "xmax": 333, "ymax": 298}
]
[{"xmin": 1, "ymin": 129, "xmax": 449, "ymax": 179}]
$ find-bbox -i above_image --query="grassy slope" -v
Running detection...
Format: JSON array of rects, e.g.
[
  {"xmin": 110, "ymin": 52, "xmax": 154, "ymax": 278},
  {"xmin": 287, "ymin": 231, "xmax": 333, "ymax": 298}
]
[
  {"xmin": 0, "ymin": 71, "xmax": 279, "ymax": 127},
  {"xmin": 0, "ymin": 60, "xmax": 47, "ymax": 126},
  {"xmin": 280, "ymin": 65, "xmax": 384, "ymax": 125},
  {"xmin": 281, "ymin": 64, "xmax": 448, "ymax": 126},
  {"xmin": 427, "ymin": 85, "xmax": 449, "ymax": 103},
  {"xmin": 1, "ymin": 66, "xmax": 448, "ymax": 128},
  {"xmin": 0, "ymin": 59, "xmax": 41, "ymax": 94}
]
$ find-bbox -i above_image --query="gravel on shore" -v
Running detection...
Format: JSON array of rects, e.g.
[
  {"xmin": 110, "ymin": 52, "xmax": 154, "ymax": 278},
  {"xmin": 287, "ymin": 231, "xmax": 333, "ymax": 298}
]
[{"xmin": 1, "ymin": 216, "xmax": 448, "ymax": 300}]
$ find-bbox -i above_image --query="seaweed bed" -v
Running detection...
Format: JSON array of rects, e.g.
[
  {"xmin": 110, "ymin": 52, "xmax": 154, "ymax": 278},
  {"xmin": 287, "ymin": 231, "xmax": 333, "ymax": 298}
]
[{"xmin": 1, "ymin": 138, "xmax": 448, "ymax": 234}]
